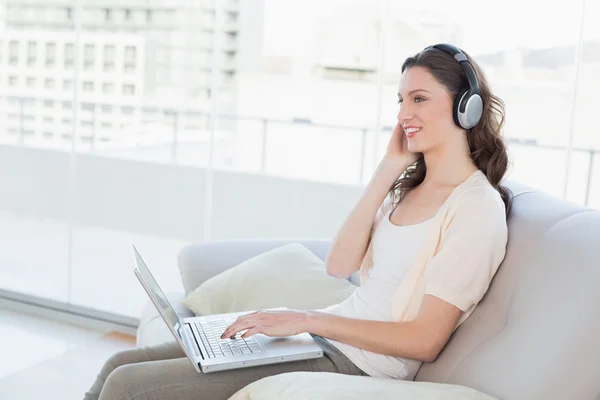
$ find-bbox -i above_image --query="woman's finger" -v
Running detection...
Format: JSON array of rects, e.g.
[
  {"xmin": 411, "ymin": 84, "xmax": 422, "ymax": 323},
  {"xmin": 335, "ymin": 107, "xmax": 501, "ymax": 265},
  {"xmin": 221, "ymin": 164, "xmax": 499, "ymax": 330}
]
[{"xmin": 241, "ymin": 325, "xmax": 264, "ymax": 339}]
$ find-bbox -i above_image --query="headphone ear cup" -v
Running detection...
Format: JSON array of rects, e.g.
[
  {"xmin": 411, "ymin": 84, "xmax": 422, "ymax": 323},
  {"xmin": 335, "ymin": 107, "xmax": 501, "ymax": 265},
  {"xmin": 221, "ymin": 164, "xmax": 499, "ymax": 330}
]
[{"xmin": 453, "ymin": 89, "xmax": 469, "ymax": 129}]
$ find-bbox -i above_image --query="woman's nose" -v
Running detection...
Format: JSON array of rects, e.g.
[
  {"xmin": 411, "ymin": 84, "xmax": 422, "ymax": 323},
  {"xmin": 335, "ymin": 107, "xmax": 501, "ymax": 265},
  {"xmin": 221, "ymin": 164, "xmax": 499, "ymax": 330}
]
[{"xmin": 397, "ymin": 105, "xmax": 413, "ymax": 123}]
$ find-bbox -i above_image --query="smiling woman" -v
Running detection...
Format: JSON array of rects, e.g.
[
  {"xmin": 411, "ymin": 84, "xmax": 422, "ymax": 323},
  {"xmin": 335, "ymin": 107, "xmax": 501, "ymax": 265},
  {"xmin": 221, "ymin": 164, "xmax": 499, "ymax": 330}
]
[{"xmin": 84, "ymin": 43, "xmax": 510, "ymax": 400}]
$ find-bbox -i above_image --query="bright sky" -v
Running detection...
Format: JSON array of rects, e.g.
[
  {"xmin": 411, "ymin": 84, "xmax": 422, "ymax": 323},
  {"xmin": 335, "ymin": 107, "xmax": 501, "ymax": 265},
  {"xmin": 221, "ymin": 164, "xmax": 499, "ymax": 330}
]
[{"xmin": 262, "ymin": 0, "xmax": 598, "ymax": 57}]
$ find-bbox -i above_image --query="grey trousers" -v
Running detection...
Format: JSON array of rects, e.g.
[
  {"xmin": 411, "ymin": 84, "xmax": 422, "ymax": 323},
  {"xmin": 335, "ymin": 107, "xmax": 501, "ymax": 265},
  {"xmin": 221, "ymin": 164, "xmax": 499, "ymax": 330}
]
[{"xmin": 84, "ymin": 334, "xmax": 369, "ymax": 400}]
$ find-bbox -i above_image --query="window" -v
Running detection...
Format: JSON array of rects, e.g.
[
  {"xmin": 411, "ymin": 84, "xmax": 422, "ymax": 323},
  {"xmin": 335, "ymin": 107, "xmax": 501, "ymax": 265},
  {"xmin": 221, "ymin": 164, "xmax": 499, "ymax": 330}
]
[
  {"xmin": 124, "ymin": 46, "xmax": 136, "ymax": 72},
  {"xmin": 82, "ymin": 103, "xmax": 94, "ymax": 112},
  {"xmin": 104, "ymin": 9, "xmax": 111, "ymax": 21},
  {"xmin": 83, "ymin": 81, "xmax": 94, "ymax": 92},
  {"xmin": 62, "ymin": 101, "xmax": 72, "ymax": 109},
  {"xmin": 44, "ymin": 100, "xmax": 54, "ymax": 107},
  {"xmin": 102, "ymin": 82, "xmax": 114, "ymax": 93},
  {"xmin": 45, "ymin": 42, "xmax": 56, "ymax": 67},
  {"xmin": 27, "ymin": 41, "xmax": 36, "ymax": 65},
  {"xmin": 43, "ymin": 132, "xmax": 53, "ymax": 137},
  {"xmin": 66, "ymin": 7, "xmax": 72, "ymax": 20},
  {"xmin": 146, "ymin": 10, "xmax": 152, "ymax": 22},
  {"xmin": 84, "ymin": 44, "xmax": 95, "ymax": 70},
  {"xmin": 124, "ymin": 9, "xmax": 131, "ymax": 20},
  {"xmin": 43, "ymin": 117, "xmax": 53, "ymax": 123},
  {"xmin": 103, "ymin": 45, "xmax": 115, "ymax": 72},
  {"xmin": 123, "ymin": 84, "xmax": 135, "ymax": 95},
  {"xmin": 63, "ymin": 80, "xmax": 73, "ymax": 90},
  {"xmin": 101, "ymin": 105, "xmax": 113, "ymax": 113},
  {"xmin": 26, "ymin": 77, "xmax": 36, "ymax": 88},
  {"xmin": 64, "ymin": 43, "xmax": 74, "ymax": 69},
  {"xmin": 9, "ymin": 40, "xmax": 18, "ymax": 65},
  {"xmin": 9, "ymin": 76, "xmax": 18, "ymax": 86},
  {"xmin": 44, "ymin": 78, "xmax": 55, "ymax": 89},
  {"xmin": 121, "ymin": 106, "xmax": 134, "ymax": 115}
]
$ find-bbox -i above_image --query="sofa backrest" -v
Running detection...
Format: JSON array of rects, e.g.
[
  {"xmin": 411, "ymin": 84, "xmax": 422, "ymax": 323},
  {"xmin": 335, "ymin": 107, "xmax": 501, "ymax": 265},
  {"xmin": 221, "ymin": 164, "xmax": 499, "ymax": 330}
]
[{"xmin": 414, "ymin": 180, "xmax": 600, "ymax": 400}]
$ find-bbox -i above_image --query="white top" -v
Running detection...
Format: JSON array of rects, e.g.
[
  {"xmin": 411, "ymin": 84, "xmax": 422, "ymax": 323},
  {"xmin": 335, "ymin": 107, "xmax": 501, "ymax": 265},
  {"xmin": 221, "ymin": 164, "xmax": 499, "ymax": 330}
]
[{"xmin": 318, "ymin": 207, "xmax": 431, "ymax": 380}]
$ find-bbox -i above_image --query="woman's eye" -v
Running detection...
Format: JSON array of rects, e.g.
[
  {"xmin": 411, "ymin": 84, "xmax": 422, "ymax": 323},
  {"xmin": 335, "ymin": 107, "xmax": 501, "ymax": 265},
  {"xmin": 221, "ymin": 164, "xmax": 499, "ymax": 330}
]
[
  {"xmin": 414, "ymin": 97, "xmax": 425, "ymax": 103},
  {"xmin": 397, "ymin": 99, "xmax": 403, "ymax": 104}
]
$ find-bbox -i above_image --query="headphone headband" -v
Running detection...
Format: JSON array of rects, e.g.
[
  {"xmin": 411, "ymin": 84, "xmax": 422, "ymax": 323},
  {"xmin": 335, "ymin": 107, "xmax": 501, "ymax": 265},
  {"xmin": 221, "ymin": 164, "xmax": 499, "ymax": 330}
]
[{"xmin": 428, "ymin": 44, "xmax": 480, "ymax": 96}]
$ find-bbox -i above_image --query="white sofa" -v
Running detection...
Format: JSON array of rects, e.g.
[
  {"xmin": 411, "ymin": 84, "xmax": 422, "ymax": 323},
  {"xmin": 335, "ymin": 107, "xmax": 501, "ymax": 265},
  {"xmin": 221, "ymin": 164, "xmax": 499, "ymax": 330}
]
[{"xmin": 137, "ymin": 179, "xmax": 600, "ymax": 399}]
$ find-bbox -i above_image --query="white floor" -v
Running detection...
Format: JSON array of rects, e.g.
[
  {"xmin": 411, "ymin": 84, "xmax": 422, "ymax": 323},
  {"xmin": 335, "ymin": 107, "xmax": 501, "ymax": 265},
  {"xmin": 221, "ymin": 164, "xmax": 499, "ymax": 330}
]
[
  {"xmin": 0, "ymin": 308, "xmax": 135, "ymax": 400},
  {"xmin": 0, "ymin": 308, "xmax": 104, "ymax": 380}
]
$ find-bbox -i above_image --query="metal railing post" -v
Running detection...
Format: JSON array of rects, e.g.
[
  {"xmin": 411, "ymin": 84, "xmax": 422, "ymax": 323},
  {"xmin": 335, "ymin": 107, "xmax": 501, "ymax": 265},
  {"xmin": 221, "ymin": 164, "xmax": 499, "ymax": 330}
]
[
  {"xmin": 261, "ymin": 118, "xmax": 268, "ymax": 172},
  {"xmin": 584, "ymin": 149, "xmax": 595, "ymax": 206},
  {"xmin": 171, "ymin": 110, "xmax": 179, "ymax": 163}
]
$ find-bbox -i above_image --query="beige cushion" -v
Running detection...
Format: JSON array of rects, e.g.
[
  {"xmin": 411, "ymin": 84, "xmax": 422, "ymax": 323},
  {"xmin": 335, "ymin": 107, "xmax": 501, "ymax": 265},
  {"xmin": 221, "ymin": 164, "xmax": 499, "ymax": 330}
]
[
  {"xmin": 228, "ymin": 371, "xmax": 498, "ymax": 400},
  {"xmin": 182, "ymin": 243, "xmax": 357, "ymax": 315}
]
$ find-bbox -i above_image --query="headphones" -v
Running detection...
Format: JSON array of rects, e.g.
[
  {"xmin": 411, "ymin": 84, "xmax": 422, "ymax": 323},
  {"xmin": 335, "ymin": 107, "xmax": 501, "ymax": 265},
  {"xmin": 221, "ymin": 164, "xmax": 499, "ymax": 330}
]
[{"xmin": 424, "ymin": 44, "xmax": 483, "ymax": 130}]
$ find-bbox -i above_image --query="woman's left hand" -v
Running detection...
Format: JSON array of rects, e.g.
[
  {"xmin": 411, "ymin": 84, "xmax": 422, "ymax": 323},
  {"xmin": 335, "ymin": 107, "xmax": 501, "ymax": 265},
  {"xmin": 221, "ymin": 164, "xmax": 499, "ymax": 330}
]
[{"xmin": 220, "ymin": 310, "xmax": 310, "ymax": 339}]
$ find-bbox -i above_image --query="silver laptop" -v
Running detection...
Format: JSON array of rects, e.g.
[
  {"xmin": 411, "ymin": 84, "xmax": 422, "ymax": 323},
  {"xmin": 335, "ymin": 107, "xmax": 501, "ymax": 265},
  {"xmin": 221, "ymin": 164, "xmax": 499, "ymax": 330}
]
[{"xmin": 131, "ymin": 244, "xmax": 323, "ymax": 373}]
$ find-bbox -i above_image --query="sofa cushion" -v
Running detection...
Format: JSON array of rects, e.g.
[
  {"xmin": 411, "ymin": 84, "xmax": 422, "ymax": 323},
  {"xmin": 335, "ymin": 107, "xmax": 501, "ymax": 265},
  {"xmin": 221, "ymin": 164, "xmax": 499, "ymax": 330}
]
[
  {"xmin": 228, "ymin": 371, "xmax": 498, "ymax": 400},
  {"xmin": 182, "ymin": 243, "xmax": 357, "ymax": 315}
]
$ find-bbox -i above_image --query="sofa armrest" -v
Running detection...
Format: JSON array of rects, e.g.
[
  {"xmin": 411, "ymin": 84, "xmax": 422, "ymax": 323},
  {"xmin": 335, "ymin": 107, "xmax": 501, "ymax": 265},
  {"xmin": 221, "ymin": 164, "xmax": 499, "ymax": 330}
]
[
  {"xmin": 178, "ymin": 239, "xmax": 337, "ymax": 295},
  {"xmin": 137, "ymin": 292, "xmax": 194, "ymax": 347}
]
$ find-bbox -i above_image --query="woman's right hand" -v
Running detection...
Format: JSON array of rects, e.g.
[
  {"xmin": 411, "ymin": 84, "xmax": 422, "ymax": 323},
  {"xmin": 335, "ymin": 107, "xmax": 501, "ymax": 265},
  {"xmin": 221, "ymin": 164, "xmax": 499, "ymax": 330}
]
[{"xmin": 384, "ymin": 122, "xmax": 420, "ymax": 167}]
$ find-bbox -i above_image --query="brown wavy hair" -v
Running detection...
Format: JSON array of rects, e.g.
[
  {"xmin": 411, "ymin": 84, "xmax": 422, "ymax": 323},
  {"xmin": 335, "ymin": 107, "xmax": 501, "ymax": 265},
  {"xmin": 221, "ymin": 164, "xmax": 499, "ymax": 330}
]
[{"xmin": 389, "ymin": 46, "xmax": 513, "ymax": 217}]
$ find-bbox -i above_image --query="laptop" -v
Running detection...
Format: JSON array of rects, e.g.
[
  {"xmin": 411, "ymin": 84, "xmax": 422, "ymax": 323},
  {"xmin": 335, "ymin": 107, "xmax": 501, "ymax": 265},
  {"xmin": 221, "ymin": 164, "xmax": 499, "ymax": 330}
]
[{"xmin": 131, "ymin": 244, "xmax": 324, "ymax": 373}]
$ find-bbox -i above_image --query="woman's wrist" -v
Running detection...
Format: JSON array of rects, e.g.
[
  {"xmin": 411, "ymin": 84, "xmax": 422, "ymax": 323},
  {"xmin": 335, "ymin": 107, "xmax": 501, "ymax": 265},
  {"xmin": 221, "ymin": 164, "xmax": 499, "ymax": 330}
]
[{"xmin": 302, "ymin": 310, "xmax": 328, "ymax": 334}]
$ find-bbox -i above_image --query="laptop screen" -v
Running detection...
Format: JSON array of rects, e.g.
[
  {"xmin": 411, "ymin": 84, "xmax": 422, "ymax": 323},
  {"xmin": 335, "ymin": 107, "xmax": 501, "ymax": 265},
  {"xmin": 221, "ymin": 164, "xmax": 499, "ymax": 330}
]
[{"xmin": 132, "ymin": 245, "xmax": 181, "ymax": 329}]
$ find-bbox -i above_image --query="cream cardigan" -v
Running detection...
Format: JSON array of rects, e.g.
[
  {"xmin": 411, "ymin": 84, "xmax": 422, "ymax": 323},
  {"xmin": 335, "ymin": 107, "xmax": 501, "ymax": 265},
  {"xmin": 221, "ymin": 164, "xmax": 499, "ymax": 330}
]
[{"xmin": 358, "ymin": 169, "xmax": 508, "ymax": 330}]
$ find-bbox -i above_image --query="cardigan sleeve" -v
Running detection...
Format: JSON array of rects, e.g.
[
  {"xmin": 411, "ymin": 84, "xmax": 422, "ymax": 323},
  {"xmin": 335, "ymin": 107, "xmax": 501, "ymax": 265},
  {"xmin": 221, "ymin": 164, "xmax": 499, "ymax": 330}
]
[{"xmin": 423, "ymin": 187, "xmax": 508, "ymax": 312}]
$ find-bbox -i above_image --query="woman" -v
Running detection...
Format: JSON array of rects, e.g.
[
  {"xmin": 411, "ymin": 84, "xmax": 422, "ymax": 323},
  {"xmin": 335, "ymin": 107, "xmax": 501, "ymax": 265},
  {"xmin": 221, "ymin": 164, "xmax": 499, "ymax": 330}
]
[{"xmin": 85, "ymin": 44, "xmax": 511, "ymax": 399}]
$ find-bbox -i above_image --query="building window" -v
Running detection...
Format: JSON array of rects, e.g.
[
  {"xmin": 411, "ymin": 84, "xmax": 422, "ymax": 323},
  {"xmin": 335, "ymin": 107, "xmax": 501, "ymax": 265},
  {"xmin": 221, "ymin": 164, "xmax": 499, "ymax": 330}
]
[
  {"xmin": 43, "ymin": 132, "xmax": 53, "ymax": 137},
  {"xmin": 124, "ymin": 9, "xmax": 131, "ymax": 20},
  {"xmin": 9, "ymin": 40, "xmax": 19, "ymax": 65},
  {"xmin": 62, "ymin": 101, "xmax": 72, "ymax": 109},
  {"xmin": 104, "ymin": 9, "xmax": 111, "ymax": 21},
  {"xmin": 123, "ymin": 84, "xmax": 135, "ymax": 95},
  {"xmin": 64, "ymin": 43, "xmax": 74, "ymax": 69},
  {"xmin": 124, "ymin": 46, "xmax": 136, "ymax": 72},
  {"xmin": 82, "ymin": 103, "xmax": 94, "ymax": 112},
  {"xmin": 26, "ymin": 77, "xmax": 36, "ymax": 88},
  {"xmin": 44, "ymin": 100, "xmax": 54, "ymax": 107},
  {"xmin": 43, "ymin": 117, "xmax": 54, "ymax": 123},
  {"xmin": 9, "ymin": 76, "xmax": 18, "ymax": 86},
  {"xmin": 84, "ymin": 44, "xmax": 95, "ymax": 70},
  {"xmin": 63, "ymin": 80, "xmax": 73, "ymax": 90},
  {"xmin": 101, "ymin": 122, "xmax": 112, "ymax": 129},
  {"xmin": 45, "ymin": 42, "xmax": 56, "ymax": 67},
  {"xmin": 103, "ymin": 45, "xmax": 115, "ymax": 72},
  {"xmin": 44, "ymin": 78, "xmax": 55, "ymax": 89},
  {"xmin": 101, "ymin": 105, "xmax": 113, "ymax": 113},
  {"xmin": 121, "ymin": 106, "xmax": 134, "ymax": 115},
  {"xmin": 146, "ymin": 10, "xmax": 152, "ymax": 22},
  {"xmin": 27, "ymin": 41, "xmax": 36, "ymax": 66},
  {"xmin": 66, "ymin": 7, "xmax": 72, "ymax": 20},
  {"xmin": 102, "ymin": 82, "xmax": 114, "ymax": 93},
  {"xmin": 83, "ymin": 81, "xmax": 94, "ymax": 92}
]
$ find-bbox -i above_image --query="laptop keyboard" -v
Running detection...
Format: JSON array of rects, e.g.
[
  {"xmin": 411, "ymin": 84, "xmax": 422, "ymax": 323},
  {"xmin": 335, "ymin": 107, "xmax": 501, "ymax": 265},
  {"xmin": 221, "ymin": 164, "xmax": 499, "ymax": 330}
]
[{"xmin": 194, "ymin": 318, "xmax": 264, "ymax": 359}]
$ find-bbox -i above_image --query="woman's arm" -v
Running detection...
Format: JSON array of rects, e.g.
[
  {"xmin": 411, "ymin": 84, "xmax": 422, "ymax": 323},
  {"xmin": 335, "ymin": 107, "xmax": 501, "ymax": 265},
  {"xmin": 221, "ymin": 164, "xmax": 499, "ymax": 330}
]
[
  {"xmin": 305, "ymin": 294, "xmax": 462, "ymax": 362},
  {"xmin": 326, "ymin": 156, "xmax": 409, "ymax": 279}
]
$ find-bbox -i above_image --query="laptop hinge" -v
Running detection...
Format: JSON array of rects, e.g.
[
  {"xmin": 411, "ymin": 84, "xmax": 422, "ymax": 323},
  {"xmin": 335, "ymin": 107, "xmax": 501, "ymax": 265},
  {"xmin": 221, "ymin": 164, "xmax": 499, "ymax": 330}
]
[{"xmin": 179, "ymin": 324, "xmax": 204, "ymax": 360}]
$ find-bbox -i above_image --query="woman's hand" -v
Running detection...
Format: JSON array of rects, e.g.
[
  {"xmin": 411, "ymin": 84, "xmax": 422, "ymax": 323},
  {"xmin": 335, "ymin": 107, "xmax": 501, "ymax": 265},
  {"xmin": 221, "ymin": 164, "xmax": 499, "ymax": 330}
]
[
  {"xmin": 384, "ymin": 122, "xmax": 420, "ymax": 167},
  {"xmin": 220, "ymin": 310, "xmax": 310, "ymax": 339}
]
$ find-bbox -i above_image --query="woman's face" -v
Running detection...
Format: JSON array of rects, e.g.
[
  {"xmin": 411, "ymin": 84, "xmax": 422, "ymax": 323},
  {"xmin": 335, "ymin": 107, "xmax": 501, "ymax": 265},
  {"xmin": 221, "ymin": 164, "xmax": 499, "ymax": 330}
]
[{"xmin": 397, "ymin": 66, "xmax": 460, "ymax": 154}]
